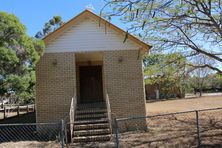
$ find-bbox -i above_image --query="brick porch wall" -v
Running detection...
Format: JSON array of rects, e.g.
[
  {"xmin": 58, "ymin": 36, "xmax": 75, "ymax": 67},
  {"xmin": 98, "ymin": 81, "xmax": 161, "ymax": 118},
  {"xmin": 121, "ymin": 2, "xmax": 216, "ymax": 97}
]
[
  {"xmin": 36, "ymin": 50, "xmax": 147, "ymax": 131},
  {"xmin": 36, "ymin": 52, "xmax": 76, "ymax": 123},
  {"xmin": 103, "ymin": 50, "xmax": 147, "ymax": 132}
]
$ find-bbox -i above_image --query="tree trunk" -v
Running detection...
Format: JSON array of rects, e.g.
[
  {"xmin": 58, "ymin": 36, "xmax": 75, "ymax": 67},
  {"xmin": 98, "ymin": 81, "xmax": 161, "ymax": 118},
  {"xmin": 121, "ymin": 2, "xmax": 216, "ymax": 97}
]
[{"xmin": 199, "ymin": 89, "xmax": 202, "ymax": 97}]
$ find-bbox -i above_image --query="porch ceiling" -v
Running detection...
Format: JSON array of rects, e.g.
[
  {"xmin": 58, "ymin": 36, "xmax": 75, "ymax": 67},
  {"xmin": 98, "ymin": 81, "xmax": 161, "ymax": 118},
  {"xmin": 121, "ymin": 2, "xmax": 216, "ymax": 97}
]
[{"xmin": 75, "ymin": 52, "xmax": 103, "ymax": 62}]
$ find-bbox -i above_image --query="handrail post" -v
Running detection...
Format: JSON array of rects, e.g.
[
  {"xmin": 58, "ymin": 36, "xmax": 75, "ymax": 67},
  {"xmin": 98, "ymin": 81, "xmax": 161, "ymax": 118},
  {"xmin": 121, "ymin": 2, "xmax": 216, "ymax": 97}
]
[
  {"xmin": 69, "ymin": 96, "xmax": 77, "ymax": 143},
  {"xmin": 70, "ymin": 98, "xmax": 74, "ymax": 143},
  {"xmin": 196, "ymin": 110, "xmax": 201, "ymax": 147},
  {"xmin": 105, "ymin": 91, "xmax": 113, "ymax": 134}
]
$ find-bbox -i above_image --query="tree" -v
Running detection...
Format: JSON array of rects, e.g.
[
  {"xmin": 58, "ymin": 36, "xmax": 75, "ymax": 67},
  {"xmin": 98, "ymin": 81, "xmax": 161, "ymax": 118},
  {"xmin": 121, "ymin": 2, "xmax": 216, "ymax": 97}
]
[
  {"xmin": 189, "ymin": 68, "xmax": 212, "ymax": 97},
  {"xmin": 0, "ymin": 11, "xmax": 44, "ymax": 104},
  {"xmin": 35, "ymin": 16, "xmax": 63, "ymax": 39},
  {"xmin": 191, "ymin": 55, "xmax": 213, "ymax": 96},
  {"xmin": 102, "ymin": 0, "xmax": 222, "ymax": 73},
  {"xmin": 144, "ymin": 53, "xmax": 187, "ymax": 98},
  {"xmin": 187, "ymin": 70, "xmax": 222, "ymax": 95}
]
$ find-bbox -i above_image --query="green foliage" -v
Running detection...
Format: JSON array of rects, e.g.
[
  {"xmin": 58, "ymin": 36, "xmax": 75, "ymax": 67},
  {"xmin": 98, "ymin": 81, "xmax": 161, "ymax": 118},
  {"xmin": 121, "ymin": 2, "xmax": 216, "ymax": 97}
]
[
  {"xmin": 6, "ymin": 72, "xmax": 35, "ymax": 104},
  {"xmin": 187, "ymin": 72, "xmax": 222, "ymax": 93},
  {"xmin": 0, "ymin": 47, "xmax": 19, "ymax": 75},
  {"xmin": 0, "ymin": 11, "xmax": 45, "ymax": 104},
  {"xmin": 144, "ymin": 53, "xmax": 187, "ymax": 98},
  {"xmin": 0, "ymin": 12, "xmax": 26, "ymax": 46},
  {"xmin": 35, "ymin": 16, "xmax": 63, "ymax": 39}
]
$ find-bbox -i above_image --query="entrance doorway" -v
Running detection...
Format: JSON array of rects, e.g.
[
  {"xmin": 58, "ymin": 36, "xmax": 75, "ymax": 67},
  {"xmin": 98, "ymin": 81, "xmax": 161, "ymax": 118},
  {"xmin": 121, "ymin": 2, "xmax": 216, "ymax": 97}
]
[{"xmin": 79, "ymin": 66, "xmax": 103, "ymax": 104}]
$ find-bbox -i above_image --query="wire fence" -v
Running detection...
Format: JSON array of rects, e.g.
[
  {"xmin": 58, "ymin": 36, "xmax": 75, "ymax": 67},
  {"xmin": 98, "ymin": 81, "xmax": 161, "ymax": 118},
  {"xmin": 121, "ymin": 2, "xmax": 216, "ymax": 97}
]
[
  {"xmin": 0, "ymin": 108, "xmax": 221, "ymax": 148},
  {"xmin": 113, "ymin": 107, "xmax": 222, "ymax": 148},
  {"xmin": 0, "ymin": 121, "xmax": 65, "ymax": 148}
]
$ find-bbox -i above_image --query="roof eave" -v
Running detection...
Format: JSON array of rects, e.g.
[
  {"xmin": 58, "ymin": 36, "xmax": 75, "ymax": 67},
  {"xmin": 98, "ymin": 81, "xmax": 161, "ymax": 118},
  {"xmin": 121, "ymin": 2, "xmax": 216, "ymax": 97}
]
[{"xmin": 43, "ymin": 9, "xmax": 152, "ymax": 52}]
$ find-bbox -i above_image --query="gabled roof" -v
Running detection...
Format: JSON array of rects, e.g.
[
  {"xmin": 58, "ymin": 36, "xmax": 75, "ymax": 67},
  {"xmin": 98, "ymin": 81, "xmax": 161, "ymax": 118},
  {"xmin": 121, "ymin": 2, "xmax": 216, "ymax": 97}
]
[{"xmin": 43, "ymin": 9, "xmax": 152, "ymax": 51}]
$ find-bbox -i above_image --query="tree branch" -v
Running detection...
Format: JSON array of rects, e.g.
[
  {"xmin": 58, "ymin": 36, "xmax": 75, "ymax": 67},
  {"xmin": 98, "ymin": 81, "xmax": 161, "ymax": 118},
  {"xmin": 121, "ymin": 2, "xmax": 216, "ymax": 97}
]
[
  {"xmin": 188, "ymin": 63, "xmax": 222, "ymax": 74},
  {"xmin": 172, "ymin": 24, "xmax": 222, "ymax": 63}
]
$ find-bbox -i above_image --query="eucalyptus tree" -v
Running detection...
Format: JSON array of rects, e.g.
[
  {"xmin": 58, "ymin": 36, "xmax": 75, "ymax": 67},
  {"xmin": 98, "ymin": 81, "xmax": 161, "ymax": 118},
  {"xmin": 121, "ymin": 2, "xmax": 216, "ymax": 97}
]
[
  {"xmin": 0, "ymin": 11, "xmax": 44, "ymax": 103},
  {"xmin": 35, "ymin": 16, "xmax": 63, "ymax": 39},
  {"xmin": 102, "ymin": 0, "xmax": 222, "ymax": 73}
]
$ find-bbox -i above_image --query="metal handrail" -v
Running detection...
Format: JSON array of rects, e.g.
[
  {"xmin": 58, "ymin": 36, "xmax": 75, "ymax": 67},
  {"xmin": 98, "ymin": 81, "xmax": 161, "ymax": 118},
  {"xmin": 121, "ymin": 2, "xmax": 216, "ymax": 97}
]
[
  {"xmin": 69, "ymin": 94, "xmax": 77, "ymax": 143},
  {"xmin": 105, "ymin": 89, "xmax": 113, "ymax": 134}
]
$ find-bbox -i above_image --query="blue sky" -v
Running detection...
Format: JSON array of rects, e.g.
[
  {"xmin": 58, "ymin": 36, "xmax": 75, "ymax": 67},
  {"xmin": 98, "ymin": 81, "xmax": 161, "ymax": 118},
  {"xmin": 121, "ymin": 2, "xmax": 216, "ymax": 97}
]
[
  {"xmin": 0, "ymin": 0, "xmax": 124, "ymax": 36},
  {"xmin": 0, "ymin": 1, "xmax": 221, "ymax": 70}
]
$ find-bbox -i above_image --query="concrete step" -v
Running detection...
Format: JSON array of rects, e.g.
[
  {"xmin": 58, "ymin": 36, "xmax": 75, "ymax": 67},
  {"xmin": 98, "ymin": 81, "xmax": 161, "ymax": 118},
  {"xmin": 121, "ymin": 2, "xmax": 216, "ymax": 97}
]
[
  {"xmin": 73, "ymin": 135, "xmax": 111, "ymax": 143},
  {"xmin": 76, "ymin": 113, "xmax": 107, "ymax": 120},
  {"xmin": 74, "ymin": 118, "xmax": 109, "ymax": 125},
  {"xmin": 74, "ymin": 128, "xmax": 110, "ymax": 136},
  {"xmin": 69, "ymin": 142, "xmax": 115, "ymax": 148},
  {"xmin": 74, "ymin": 123, "xmax": 109, "ymax": 131},
  {"xmin": 76, "ymin": 109, "xmax": 107, "ymax": 115},
  {"xmin": 77, "ymin": 102, "xmax": 106, "ymax": 110},
  {"xmin": 72, "ymin": 102, "xmax": 111, "ymax": 143}
]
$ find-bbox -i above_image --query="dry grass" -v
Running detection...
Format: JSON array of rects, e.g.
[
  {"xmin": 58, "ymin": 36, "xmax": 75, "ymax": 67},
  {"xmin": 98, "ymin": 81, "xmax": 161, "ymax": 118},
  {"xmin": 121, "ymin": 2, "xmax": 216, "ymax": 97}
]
[{"xmin": 146, "ymin": 95, "xmax": 222, "ymax": 115}]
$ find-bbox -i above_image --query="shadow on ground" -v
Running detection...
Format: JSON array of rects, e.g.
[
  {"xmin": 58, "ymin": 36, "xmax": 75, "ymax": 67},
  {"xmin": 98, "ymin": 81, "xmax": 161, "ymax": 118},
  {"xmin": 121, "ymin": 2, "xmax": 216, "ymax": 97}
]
[{"xmin": 0, "ymin": 112, "xmax": 36, "ymax": 124}]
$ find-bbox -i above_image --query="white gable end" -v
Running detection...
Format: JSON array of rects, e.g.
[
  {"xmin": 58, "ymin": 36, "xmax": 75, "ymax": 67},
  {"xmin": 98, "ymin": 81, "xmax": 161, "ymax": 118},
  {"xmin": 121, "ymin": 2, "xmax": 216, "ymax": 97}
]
[{"xmin": 45, "ymin": 18, "xmax": 141, "ymax": 53}]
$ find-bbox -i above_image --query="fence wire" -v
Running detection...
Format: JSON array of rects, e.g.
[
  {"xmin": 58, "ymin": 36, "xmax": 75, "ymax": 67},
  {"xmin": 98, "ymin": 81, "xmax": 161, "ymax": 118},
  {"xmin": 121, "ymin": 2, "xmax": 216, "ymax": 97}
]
[
  {"xmin": 0, "ymin": 108, "xmax": 221, "ymax": 148},
  {"xmin": 0, "ymin": 122, "xmax": 61, "ymax": 143},
  {"xmin": 198, "ymin": 109, "xmax": 222, "ymax": 146},
  {"xmin": 113, "ymin": 107, "xmax": 222, "ymax": 148}
]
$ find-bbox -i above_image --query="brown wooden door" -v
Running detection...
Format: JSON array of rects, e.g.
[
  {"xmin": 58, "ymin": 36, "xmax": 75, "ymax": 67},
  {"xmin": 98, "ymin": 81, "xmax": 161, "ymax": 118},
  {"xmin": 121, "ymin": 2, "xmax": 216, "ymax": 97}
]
[{"xmin": 79, "ymin": 66, "xmax": 103, "ymax": 103}]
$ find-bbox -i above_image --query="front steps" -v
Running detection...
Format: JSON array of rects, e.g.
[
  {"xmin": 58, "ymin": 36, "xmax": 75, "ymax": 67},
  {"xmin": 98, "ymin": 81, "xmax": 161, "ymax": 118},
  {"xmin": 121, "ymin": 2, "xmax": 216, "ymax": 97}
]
[{"xmin": 72, "ymin": 102, "xmax": 111, "ymax": 143}]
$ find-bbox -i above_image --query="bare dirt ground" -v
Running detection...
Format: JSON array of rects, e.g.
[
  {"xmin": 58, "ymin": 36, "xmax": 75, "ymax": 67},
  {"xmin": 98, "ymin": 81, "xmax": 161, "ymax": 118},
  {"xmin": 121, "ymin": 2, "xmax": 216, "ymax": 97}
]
[
  {"xmin": 1, "ymin": 96, "xmax": 221, "ymax": 148},
  {"xmin": 0, "ymin": 141, "xmax": 60, "ymax": 148},
  {"xmin": 119, "ymin": 95, "xmax": 222, "ymax": 147},
  {"xmin": 120, "ymin": 109, "xmax": 222, "ymax": 147},
  {"xmin": 146, "ymin": 95, "xmax": 222, "ymax": 115}
]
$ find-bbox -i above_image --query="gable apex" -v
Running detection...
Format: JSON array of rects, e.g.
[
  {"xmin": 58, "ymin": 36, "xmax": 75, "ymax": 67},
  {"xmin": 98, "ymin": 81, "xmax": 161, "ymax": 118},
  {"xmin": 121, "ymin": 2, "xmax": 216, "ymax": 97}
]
[{"xmin": 43, "ymin": 10, "xmax": 152, "ymax": 52}]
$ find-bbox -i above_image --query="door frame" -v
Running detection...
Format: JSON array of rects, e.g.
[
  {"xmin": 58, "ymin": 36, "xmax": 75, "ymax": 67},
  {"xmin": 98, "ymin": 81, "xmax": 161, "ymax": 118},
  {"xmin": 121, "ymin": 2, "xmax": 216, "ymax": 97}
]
[{"xmin": 76, "ymin": 61, "xmax": 104, "ymax": 104}]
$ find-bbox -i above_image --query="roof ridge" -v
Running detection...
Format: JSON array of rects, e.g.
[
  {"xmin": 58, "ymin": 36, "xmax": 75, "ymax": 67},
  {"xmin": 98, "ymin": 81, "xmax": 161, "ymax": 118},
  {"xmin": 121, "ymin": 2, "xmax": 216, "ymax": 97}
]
[{"xmin": 43, "ymin": 10, "xmax": 152, "ymax": 51}]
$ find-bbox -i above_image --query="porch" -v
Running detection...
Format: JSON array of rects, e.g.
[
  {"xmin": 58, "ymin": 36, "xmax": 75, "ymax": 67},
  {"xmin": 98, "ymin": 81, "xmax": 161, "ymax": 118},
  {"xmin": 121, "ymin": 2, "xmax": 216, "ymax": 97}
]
[
  {"xmin": 75, "ymin": 52, "xmax": 105, "ymax": 104},
  {"xmin": 71, "ymin": 52, "xmax": 112, "ymax": 142}
]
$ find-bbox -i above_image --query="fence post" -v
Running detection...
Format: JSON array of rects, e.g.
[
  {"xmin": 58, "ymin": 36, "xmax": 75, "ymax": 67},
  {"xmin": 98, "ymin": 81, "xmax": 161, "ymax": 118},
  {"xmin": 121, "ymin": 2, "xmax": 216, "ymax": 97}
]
[
  {"xmin": 195, "ymin": 110, "xmax": 201, "ymax": 147},
  {"xmin": 3, "ymin": 107, "xmax": 6, "ymax": 119},
  {"xmin": 26, "ymin": 105, "xmax": 29, "ymax": 113},
  {"xmin": 1, "ymin": 99, "xmax": 3, "ymax": 109},
  {"xmin": 113, "ymin": 117, "xmax": 120, "ymax": 148},
  {"xmin": 17, "ymin": 105, "xmax": 20, "ymax": 116},
  {"xmin": 64, "ymin": 123, "xmax": 68, "ymax": 144},
  {"xmin": 60, "ymin": 119, "xmax": 65, "ymax": 148}
]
